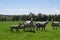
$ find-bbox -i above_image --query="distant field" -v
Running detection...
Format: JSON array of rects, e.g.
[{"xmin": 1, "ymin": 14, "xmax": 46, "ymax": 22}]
[{"xmin": 0, "ymin": 21, "xmax": 60, "ymax": 40}]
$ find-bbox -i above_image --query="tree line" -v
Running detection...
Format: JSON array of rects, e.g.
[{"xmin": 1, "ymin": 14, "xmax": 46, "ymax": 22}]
[{"xmin": 0, "ymin": 12, "xmax": 60, "ymax": 21}]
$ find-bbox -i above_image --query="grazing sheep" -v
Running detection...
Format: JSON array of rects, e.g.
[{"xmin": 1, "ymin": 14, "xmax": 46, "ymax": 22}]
[
  {"xmin": 35, "ymin": 22, "xmax": 47, "ymax": 31},
  {"xmin": 23, "ymin": 21, "xmax": 35, "ymax": 31},
  {"xmin": 52, "ymin": 21, "xmax": 59, "ymax": 29},
  {"xmin": 10, "ymin": 17, "xmax": 34, "ymax": 32},
  {"xmin": 51, "ymin": 19, "xmax": 59, "ymax": 29},
  {"xmin": 10, "ymin": 24, "xmax": 21, "ymax": 32}
]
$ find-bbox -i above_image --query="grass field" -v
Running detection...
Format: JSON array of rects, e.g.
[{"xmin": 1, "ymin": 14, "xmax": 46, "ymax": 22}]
[{"xmin": 0, "ymin": 21, "xmax": 60, "ymax": 40}]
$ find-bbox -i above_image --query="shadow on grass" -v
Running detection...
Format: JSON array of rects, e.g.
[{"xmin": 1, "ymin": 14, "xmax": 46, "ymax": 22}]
[
  {"xmin": 5, "ymin": 29, "xmax": 56, "ymax": 33},
  {"xmin": 10, "ymin": 31, "xmax": 21, "ymax": 33},
  {"xmin": 36, "ymin": 29, "xmax": 53, "ymax": 32},
  {"xmin": 24, "ymin": 30, "xmax": 36, "ymax": 33}
]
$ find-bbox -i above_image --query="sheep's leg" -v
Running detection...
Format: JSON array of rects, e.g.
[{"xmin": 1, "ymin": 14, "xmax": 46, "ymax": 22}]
[
  {"xmin": 42, "ymin": 27, "xmax": 43, "ymax": 31},
  {"xmin": 16, "ymin": 29, "xmax": 17, "ymax": 32},
  {"xmin": 36, "ymin": 27, "xmax": 37, "ymax": 30},
  {"xmin": 23, "ymin": 27, "xmax": 26, "ymax": 31},
  {"xmin": 56, "ymin": 26, "xmax": 57, "ymax": 29},
  {"xmin": 16, "ymin": 28, "xmax": 19, "ymax": 32},
  {"xmin": 42, "ymin": 27, "xmax": 45, "ymax": 31},
  {"xmin": 33, "ymin": 26, "xmax": 35, "ymax": 31},
  {"xmin": 17, "ymin": 29, "xmax": 19, "ymax": 32},
  {"xmin": 26, "ymin": 26, "xmax": 29, "ymax": 31},
  {"xmin": 30, "ymin": 27, "xmax": 32, "ymax": 31},
  {"xmin": 12, "ymin": 28, "xmax": 13, "ymax": 32},
  {"xmin": 36, "ymin": 27, "xmax": 39, "ymax": 30},
  {"xmin": 32, "ymin": 25, "xmax": 35, "ymax": 30},
  {"xmin": 37, "ymin": 27, "xmax": 40, "ymax": 30},
  {"xmin": 58, "ymin": 24, "xmax": 60, "ymax": 28},
  {"xmin": 44, "ymin": 27, "xmax": 45, "ymax": 31},
  {"xmin": 58, "ymin": 24, "xmax": 59, "ymax": 28},
  {"xmin": 53, "ymin": 27, "xmax": 54, "ymax": 30},
  {"xmin": 10, "ymin": 28, "xmax": 13, "ymax": 32},
  {"xmin": 39, "ymin": 27, "xmax": 40, "ymax": 30},
  {"xmin": 52, "ymin": 26, "xmax": 54, "ymax": 30},
  {"xmin": 10, "ymin": 28, "xmax": 12, "ymax": 31}
]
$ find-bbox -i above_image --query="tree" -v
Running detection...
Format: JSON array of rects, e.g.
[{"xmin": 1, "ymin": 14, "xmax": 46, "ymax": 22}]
[
  {"xmin": 48, "ymin": 15, "xmax": 52, "ymax": 21},
  {"xmin": 29, "ymin": 12, "xmax": 36, "ymax": 21},
  {"xmin": 36, "ymin": 13, "xmax": 42, "ymax": 21},
  {"xmin": 57, "ymin": 15, "xmax": 60, "ymax": 21}
]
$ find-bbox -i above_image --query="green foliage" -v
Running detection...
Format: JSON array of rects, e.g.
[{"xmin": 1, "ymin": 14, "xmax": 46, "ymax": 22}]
[{"xmin": 0, "ymin": 13, "xmax": 60, "ymax": 21}]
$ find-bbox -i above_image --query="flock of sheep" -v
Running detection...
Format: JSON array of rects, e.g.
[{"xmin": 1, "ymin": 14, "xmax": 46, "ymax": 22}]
[{"xmin": 10, "ymin": 19, "xmax": 60, "ymax": 32}]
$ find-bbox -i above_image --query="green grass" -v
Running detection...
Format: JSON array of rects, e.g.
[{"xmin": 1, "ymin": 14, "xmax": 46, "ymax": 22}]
[{"xmin": 0, "ymin": 21, "xmax": 60, "ymax": 40}]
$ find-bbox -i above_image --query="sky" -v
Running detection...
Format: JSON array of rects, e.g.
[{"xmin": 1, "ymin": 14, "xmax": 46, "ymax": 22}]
[{"xmin": 0, "ymin": 0, "xmax": 60, "ymax": 15}]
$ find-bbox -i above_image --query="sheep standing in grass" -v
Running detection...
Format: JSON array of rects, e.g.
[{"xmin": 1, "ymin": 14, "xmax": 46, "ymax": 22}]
[
  {"xmin": 23, "ymin": 21, "xmax": 35, "ymax": 31},
  {"xmin": 51, "ymin": 19, "xmax": 59, "ymax": 29},
  {"xmin": 10, "ymin": 22, "xmax": 33, "ymax": 32},
  {"xmin": 22, "ymin": 18, "xmax": 35, "ymax": 31},
  {"xmin": 10, "ymin": 24, "xmax": 21, "ymax": 32},
  {"xmin": 35, "ymin": 22, "xmax": 47, "ymax": 31},
  {"xmin": 52, "ymin": 22, "xmax": 59, "ymax": 29}
]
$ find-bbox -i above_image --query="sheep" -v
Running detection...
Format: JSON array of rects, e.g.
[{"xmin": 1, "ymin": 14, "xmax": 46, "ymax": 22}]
[
  {"xmin": 10, "ymin": 24, "xmax": 21, "ymax": 32},
  {"xmin": 35, "ymin": 21, "xmax": 47, "ymax": 31},
  {"xmin": 51, "ymin": 19, "xmax": 59, "ymax": 29},
  {"xmin": 52, "ymin": 21, "xmax": 59, "ymax": 29},
  {"xmin": 10, "ymin": 18, "xmax": 34, "ymax": 32},
  {"xmin": 23, "ymin": 21, "xmax": 35, "ymax": 31}
]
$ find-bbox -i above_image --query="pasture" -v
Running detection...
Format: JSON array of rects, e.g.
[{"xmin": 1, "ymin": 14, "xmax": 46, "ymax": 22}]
[{"xmin": 0, "ymin": 21, "xmax": 60, "ymax": 40}]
